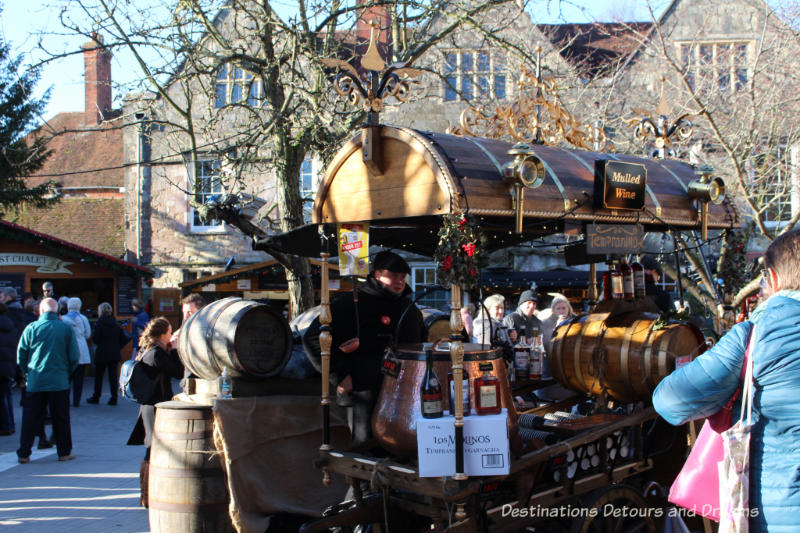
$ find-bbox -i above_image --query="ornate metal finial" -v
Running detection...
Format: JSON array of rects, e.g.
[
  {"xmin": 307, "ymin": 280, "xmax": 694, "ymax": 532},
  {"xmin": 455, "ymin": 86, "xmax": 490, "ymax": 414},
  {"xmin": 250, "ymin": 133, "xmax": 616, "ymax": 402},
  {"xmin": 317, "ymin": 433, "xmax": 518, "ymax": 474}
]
[
  {"xmin": 320, "ymin": 21, "xmax": 421, "ymax": 126},
  {"xmin": 628, "ymin": 76, "xmax": 695, "ymax": 158},
  {"xmin": 448, "ymin": 50, "xmax": 598, "ymax": 150}
]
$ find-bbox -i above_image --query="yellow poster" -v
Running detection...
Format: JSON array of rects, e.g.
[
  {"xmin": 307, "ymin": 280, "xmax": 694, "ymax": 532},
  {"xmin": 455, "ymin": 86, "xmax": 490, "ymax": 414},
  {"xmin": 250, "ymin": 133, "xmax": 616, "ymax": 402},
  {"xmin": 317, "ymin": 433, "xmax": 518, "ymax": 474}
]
[{"xmin": 338, "ymin": 223, "xmax": 369, "ymax": 276}]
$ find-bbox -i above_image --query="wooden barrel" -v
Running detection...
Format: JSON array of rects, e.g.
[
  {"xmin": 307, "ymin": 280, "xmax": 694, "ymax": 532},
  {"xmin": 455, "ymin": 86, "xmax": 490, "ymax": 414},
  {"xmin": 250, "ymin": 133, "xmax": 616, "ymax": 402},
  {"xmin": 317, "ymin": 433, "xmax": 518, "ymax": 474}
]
[
  {"xmin": 550, "ymin": 311, "xmax": 705, "ymax": 403},
  {"xmin": 421, "ymin": 308, "xmax": 451, "ymax": 342},
  {"xmin": 178, "ymin": 297, "xmax": 292, "ymax": 380},
  {"xmin": 149, "ymin": 401, "xmax": 234, "ymax": 533}
]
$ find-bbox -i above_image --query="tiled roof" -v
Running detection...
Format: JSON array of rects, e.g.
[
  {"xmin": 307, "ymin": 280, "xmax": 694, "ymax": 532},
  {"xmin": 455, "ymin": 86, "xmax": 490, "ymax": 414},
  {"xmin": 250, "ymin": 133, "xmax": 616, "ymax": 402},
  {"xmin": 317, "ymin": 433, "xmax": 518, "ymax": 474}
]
[
  {"xmin": 8, "ymin": 198, "xmax": 127, "ymax": 258},
  {"xmin": 25, "ymin": 111, "xmax": 125, "ymax": 189},
  {"xmin": 537, "ymin": 22, "xmax": 652, "ymax": 77}
]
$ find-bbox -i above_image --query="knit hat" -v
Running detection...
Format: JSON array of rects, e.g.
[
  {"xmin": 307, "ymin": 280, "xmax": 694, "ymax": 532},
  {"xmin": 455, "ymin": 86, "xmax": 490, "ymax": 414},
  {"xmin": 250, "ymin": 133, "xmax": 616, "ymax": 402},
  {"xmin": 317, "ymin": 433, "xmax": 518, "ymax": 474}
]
[
  {"xmin": 372, "ymin": 251, "xmax": 411, "ymax": 274},
  {"xmin": 517, "ymin": 289, "xmax": 538, "ymax": 308}
]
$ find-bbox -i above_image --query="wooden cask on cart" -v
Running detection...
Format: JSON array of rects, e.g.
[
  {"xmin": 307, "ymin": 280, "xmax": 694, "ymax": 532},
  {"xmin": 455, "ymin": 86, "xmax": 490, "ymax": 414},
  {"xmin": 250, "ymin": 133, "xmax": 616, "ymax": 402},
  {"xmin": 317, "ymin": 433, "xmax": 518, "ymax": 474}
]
[
  {"xmin": 178, "ymin": 297, "xmax": 292, "ymax": 380},
  {"xmin": 148, "ymin": 401, "xmax": 234, "ymax": 533},
  {"xmin": 550, "ymin": 308, "xmax": 706, "ymax": 403}
]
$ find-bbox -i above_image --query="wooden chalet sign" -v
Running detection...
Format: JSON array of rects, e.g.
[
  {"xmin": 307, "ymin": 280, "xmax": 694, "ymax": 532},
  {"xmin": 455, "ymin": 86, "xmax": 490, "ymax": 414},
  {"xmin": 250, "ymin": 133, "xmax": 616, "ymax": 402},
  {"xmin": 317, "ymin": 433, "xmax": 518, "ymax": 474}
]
[{"xmin": 594, "ymin": 160, "xmax": 647, "ymax": 211}]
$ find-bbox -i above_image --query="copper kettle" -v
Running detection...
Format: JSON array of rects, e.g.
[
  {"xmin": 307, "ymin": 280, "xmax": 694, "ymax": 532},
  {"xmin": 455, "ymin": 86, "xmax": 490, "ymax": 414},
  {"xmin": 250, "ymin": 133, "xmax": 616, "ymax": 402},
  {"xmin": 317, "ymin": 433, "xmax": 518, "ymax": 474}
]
[{"xmin": 371, "ymin": 342, "xmax": 519, "ymax": 456}]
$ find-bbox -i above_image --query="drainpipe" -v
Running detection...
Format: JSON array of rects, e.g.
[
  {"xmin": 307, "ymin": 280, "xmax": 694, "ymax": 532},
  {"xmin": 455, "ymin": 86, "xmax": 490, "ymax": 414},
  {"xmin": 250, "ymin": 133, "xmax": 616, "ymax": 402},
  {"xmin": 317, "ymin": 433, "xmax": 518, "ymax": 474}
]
[{"xmin": 134, "ymin": 112, "xmax": 146, "ymax": 264}]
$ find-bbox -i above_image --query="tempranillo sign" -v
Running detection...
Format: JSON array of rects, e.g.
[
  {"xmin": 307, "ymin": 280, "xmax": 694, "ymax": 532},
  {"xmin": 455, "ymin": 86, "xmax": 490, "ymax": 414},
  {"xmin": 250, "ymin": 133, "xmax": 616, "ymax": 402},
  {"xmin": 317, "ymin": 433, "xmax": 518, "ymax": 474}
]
[{"xmin": 594, "ymin": 160, "xmax": 647, "ymax": 210}]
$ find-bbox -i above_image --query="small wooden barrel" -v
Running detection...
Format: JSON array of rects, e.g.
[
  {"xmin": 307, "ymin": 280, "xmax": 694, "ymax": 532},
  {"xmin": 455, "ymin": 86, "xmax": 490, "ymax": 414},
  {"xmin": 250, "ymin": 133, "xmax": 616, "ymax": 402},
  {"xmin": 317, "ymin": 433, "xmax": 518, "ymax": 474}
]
[
  {"xmin": 550, "ymin": 311, "xmax": 705, "ymax": 403},
  {"xmin": 149, "ymin": 401, "xmax": 234, "ymax": 533},
  {"xmin": 421, "ymin": 308, "xmax": 451, "ymax": 342},
  {"xmin": 178, "ymin": 297, "xmax": 292, "ymax": 380}
]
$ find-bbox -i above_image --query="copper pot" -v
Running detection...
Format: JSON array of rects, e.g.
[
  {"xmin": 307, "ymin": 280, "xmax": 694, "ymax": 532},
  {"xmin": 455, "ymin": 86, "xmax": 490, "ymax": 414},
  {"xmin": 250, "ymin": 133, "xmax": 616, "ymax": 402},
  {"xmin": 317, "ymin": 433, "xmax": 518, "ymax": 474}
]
[{"xmin": 371, "ymin": 342, "xmax": 519, "ymax": 456}]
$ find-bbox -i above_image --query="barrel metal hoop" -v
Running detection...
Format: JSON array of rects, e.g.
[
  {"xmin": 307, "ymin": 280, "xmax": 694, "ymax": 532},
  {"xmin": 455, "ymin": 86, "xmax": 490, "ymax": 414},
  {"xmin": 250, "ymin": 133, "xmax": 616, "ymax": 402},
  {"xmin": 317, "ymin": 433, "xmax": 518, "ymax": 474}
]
[
  {"xmin": 155, "ymin": 429, "xmax": 214, "ymax": 441},
  {"xmin": 658, "ymin": 336, "xmax": 669, "ymax": 378},
  {"xmin": 641, "ymin": 324, "xmax": 657, "ymax": 391},
  {"xmin": 619, "ymin": 321, "xmax": 638, "ymax": 394},
  {"xmin": 149, "ymin": 465, "xmax": 225, "ymax": 478},
  {"xmin": 148, "ymin": 499, "xmax": 228, "ymax": 513},
  {"xmin": 157, "ymin": 409, "xmax": 213, "ymax": 420},
  {"xmin": 207, "ymin": 298, "xmax": 241, "ymax": 375}
]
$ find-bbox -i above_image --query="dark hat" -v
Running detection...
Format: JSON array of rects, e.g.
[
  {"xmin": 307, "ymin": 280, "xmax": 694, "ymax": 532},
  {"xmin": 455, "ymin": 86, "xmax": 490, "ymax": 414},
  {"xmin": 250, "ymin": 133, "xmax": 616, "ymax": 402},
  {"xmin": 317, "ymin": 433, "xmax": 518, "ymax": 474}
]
[
  {"xmin": 517, "ymin": 289, "xmax": 538, "ymax": 307},
  {"xmin": 640, "ymin": 255, "xmax": 662, "ymax": 275},
  {"xmin": 373, "ymin": 251, "xmax": 411, "ymax": 274}
]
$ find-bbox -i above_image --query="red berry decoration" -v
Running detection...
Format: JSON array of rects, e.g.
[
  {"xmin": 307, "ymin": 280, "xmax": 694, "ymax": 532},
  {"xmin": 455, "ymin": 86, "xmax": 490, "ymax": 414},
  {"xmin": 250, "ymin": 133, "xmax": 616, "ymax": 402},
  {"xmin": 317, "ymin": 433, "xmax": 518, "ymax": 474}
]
[{"xmin": 381, "ymin": 315, "xmax": 391, "ymax": 326}]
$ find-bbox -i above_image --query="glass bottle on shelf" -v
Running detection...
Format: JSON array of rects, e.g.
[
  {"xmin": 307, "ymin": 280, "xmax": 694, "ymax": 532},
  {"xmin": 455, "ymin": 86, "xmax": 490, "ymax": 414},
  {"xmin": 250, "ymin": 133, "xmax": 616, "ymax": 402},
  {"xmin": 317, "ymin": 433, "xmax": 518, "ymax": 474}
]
[
  {"xmin": 610, "ymin": 261, "xmax": 624, "ymax": 300},
  {"xmin": 447, "ymin": 366, "xmax": 470, "ymax": 415},
  {"xmin": 529, "ymin": 329, "xmax": 544, "ymax": 380},
  {"xmin": 514, "ymin": 325, "xmax": 529, "ymax": 378},
  {"xmin": 219, "ymin": 367, "xmax": 232, "ymax": 399},
  {"xmin": 631, "ymin": 255, "xmax": 646, "ymax": 299},
  {"xmin": 421, "ymin": 347, "xmax": 443, "ymax": 418},
  {"xmin": 620, "ymin": 258, "xmax": 634, "ymax": 301},
  {"xmin": 602, "ymin": 270, "xmax": 612, "ymax": 301},
  {"xmin": 474, "ymin": 362, "xmax": 501, "ymax": 415}
]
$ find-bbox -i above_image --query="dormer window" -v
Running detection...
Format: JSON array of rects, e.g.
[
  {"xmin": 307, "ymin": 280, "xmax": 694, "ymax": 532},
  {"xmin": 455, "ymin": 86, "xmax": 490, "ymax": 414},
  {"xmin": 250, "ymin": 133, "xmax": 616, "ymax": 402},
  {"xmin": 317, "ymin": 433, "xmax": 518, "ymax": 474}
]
[{"xmin": 215, "ymin": 63, "xmax": 265, "ymax": 107}]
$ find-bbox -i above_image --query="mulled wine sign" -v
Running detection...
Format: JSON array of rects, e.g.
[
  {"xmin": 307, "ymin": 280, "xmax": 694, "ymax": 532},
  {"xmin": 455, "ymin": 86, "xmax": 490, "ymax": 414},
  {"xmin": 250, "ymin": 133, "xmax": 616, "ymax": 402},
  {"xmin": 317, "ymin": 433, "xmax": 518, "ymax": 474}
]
[{"xmin": 594, "ymin": 160, "xmax": 647, "ymax": 210}]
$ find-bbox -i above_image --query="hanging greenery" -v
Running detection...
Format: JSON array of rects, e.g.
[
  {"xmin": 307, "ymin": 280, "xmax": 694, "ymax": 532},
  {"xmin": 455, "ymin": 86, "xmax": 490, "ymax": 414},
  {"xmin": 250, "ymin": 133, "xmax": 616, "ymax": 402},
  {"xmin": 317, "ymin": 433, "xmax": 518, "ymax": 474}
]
[{"xmin": 434, "ymin": 212, "xmax": 488, "ymax": 289}]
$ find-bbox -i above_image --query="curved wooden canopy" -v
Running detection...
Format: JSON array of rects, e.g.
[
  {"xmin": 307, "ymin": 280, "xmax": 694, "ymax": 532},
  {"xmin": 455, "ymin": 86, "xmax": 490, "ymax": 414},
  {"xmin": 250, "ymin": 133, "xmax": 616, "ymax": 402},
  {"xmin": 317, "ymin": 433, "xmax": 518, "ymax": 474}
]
[{"xmin": 313, "ymin": 126, "xmax": 739, "ymax": 232}]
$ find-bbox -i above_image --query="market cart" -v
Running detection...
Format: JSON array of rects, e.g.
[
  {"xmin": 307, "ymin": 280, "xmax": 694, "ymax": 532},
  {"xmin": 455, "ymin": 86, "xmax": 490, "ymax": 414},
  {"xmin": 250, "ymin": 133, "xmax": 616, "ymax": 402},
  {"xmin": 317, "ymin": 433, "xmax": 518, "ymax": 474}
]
[{"xmin": 258, "ymin": 123, "xmax": 738, "ymax": 533}]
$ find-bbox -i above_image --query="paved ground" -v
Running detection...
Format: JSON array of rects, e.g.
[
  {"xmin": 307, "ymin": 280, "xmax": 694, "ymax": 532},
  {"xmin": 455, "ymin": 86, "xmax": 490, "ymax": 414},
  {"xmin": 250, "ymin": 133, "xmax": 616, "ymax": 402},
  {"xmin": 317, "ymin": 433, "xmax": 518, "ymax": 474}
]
[{"xmin": 0, "ymin": 379, "xmax": 150, "ymax": 532}]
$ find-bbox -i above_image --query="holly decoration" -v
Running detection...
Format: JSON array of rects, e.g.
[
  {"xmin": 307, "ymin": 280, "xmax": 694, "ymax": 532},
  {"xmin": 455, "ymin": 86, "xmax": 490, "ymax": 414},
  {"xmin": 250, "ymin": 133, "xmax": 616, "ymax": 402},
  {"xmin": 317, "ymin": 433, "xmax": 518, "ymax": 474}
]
[{"xmin": 434, "ymin": 212, "xmax": 487, "ymax": 288}]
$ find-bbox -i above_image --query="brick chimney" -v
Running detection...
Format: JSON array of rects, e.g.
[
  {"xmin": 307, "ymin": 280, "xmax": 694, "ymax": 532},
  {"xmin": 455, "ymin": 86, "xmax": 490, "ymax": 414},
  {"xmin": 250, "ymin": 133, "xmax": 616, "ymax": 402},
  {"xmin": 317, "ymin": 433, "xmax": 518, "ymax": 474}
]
[
  {"xmin": 356, "ymin": 1, "xmax": 392, "ymax": 63},
  {"xmin": 82, "ymin": 32, "xmax": 112, "ymax": 125}
]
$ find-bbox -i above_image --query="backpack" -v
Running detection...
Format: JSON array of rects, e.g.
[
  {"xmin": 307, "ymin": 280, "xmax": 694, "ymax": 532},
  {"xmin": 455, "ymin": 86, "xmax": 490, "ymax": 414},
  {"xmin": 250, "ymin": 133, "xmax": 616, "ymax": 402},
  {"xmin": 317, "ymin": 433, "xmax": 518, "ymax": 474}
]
[{"xmin": 119, "ymin": 358, "xmax": 157, "ymax": 404}]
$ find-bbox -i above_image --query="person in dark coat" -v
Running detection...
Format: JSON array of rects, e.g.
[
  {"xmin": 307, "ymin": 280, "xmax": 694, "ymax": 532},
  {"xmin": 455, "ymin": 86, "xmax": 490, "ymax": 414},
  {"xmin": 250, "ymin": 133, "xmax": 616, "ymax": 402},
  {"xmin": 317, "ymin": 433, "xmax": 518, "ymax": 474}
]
[
  {"xmin": 641, "ymin": 255, "xmax": 674, "ymax": 314},
  {"xmin": 0, "ymin": 302, "xmax": 19, "ymax": 435},
  {"xmin": 126, "ymin": 316, "xmax": 183, "ymax": 507},
  {"xmin": 306, "ymin": 251, "xmax": 426, "ymax": 446},
  {"xmin": 130, "ymin": 298, "xmax": 149, "ymax": 358},
  {"xmin": 87, "ymin": 302, "xmax": 131, "ymax": 406}
]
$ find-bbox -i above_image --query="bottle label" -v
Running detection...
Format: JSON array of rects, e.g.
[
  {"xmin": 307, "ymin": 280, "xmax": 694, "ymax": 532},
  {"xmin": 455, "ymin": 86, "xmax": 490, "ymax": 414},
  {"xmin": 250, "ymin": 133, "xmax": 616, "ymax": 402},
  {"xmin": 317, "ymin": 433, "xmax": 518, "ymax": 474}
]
[
  {"xmin": 529, "ymin": 350, "xmax": 543, "ymax": 379},
  {"xmin": 450, "ymin": 380, "xmax": 469, "ymax": 411},
  {"xmin": 514, "ymin": 348, "xmax": 529, "ymax": 373},
  {"xmin": 623, "ymin": 274, "xmax": 634, "ymax": 295},
  {"xmin": 611, "ymin": 275, "xmax": 623, "ymax": 296},
  {"xmin": 422, "ymin": 395, "xmax": 443, "ymax": 414},
  {"xmin": 479, "ymin": 386, "xmax": 498, "ymax": 408}
]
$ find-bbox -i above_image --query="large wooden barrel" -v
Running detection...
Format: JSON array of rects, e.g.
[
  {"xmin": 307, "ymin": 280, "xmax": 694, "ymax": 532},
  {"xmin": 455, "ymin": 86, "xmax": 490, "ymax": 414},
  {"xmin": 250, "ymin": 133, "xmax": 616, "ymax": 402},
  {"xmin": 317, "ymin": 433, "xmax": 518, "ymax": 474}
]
[
  {"xmin": 149, "ymin": 401, "xmax": 234, "ymax": 533},
  {"xmin": 421, "ymin": 308, "xmax": 451, "ymax": 342},
  {"xmin": 550, "ymin": 310, "xmax": 705, "ymax": 403},
  {"xmin": 178, "ymin": 297, "xmax": 292, "ymax": 380}
]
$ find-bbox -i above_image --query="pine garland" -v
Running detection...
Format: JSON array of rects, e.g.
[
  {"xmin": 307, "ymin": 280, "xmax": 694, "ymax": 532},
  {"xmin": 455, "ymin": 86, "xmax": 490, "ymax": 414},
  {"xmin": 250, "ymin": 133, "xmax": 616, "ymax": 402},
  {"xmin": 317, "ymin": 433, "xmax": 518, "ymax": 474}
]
[{"xmin": 434, "ymin": 212, "xmax": 488, "ymax": 289}]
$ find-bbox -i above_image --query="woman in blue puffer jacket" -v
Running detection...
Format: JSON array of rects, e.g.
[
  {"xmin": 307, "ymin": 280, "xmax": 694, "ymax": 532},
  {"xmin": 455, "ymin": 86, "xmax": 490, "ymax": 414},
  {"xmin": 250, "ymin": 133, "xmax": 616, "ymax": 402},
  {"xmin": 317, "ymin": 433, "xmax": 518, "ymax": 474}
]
[{"xmin": 653, "ymin": 228, "xmax": 800, "ymax": 532}]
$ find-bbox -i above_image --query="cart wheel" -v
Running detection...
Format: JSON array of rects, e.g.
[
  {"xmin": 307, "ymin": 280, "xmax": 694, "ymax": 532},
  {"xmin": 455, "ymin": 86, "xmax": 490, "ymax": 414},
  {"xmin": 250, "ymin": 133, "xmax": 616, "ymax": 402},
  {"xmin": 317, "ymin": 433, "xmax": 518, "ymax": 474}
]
[{"xmin": 569, "ymin": 484, "xmax": 656, "ymax": 533}]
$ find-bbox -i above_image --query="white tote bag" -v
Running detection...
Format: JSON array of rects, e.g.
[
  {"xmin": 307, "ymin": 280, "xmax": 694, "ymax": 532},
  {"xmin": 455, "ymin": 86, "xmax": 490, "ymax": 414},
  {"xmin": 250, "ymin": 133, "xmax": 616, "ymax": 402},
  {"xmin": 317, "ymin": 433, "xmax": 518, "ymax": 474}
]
[{"xmin": 717, "ymin": 332, "xmax": 755, "ymax": 533}]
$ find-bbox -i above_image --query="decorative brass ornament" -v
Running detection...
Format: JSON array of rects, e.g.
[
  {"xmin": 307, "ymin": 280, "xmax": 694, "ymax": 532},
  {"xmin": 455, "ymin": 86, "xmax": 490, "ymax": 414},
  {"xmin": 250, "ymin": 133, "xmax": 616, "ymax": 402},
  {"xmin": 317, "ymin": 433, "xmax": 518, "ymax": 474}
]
[
  {"xmin": 628, "ymin": 77, "xmax": 696, "ymax": 158},
  {"xmin": 501, "ymin": 142, "xmax": 545, "ymax": 233},
  {"xmin": 688, "ymin": 164, "xmax": 726, "ymax": 240},
  {"xmin": 449, "ymin": 47, "xmax": 602, "ymax": 150},
  {"xmin": 320, "ymin": 21, "xmax": 421, "ymax": 126}
]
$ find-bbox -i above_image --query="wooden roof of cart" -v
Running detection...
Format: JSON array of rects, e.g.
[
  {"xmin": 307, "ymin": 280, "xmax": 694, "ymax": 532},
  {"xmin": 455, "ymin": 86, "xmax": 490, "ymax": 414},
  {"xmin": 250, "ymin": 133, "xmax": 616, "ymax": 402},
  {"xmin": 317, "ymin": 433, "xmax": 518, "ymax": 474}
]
[{"xmin": 313, "ymin": 125, "xmax": 739, "ymax": 232}]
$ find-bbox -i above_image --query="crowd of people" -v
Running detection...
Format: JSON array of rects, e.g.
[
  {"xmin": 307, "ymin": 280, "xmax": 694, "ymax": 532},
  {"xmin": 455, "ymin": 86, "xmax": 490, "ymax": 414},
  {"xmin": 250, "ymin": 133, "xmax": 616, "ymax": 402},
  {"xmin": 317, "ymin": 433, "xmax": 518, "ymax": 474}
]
[{"xmin": 0, "ymin": 281, "xmax": 201, "ymax": 479}]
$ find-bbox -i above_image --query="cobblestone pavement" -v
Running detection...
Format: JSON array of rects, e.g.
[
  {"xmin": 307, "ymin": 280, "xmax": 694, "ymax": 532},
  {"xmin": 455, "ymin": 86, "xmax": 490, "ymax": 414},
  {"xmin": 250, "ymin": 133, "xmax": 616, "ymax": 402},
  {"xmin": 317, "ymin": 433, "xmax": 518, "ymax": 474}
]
[{"xmin": 0, "ymin": 378, "xmax": 150, "ymax": 532}]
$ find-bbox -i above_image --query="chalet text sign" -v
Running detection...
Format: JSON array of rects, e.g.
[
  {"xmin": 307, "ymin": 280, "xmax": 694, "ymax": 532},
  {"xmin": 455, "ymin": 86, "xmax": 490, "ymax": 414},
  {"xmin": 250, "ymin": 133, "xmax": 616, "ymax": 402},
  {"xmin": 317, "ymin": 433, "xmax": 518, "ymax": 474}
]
[
  {"xmin": 0, "ymin": 253, "xmax": 73, "ymax": 274},
  {"xmin": 594, "ymin": 160, "xmax": 647, "ymax": 210},
  {"xmin": 586, "ymin": 224, "xmax": 644, "ymax": 254}
]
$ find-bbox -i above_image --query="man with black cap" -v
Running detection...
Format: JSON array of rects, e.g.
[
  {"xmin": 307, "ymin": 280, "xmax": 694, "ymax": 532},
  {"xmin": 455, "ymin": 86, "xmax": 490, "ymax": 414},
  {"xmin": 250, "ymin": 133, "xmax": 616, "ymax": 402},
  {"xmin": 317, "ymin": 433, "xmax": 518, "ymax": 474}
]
[
  {"xmin": 503, "ymin": 289, "xmax": 543, "ymax": 345},
  {"xmin": 306, "ymin": 250, "xmax": 425, "ymax": 446},
  {"xmin": 641, "ymin": 256, "xmax": 674, "ymax": 314}
]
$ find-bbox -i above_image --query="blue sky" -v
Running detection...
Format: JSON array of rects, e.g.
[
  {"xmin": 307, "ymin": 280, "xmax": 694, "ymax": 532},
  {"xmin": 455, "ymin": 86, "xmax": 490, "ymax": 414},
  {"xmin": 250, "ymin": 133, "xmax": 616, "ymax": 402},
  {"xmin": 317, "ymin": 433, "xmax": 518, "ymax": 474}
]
[{"xmin": 0, "ymin": 0, "xmax": 667, "ymax": 121}]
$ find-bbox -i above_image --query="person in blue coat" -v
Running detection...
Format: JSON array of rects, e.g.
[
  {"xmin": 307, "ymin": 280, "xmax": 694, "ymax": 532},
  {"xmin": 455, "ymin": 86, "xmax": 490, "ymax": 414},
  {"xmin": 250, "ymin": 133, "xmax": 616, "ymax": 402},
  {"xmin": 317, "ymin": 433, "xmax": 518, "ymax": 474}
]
[{"xmin": 653, "ymin": 228, "xmax": 800, "ymax": 532}]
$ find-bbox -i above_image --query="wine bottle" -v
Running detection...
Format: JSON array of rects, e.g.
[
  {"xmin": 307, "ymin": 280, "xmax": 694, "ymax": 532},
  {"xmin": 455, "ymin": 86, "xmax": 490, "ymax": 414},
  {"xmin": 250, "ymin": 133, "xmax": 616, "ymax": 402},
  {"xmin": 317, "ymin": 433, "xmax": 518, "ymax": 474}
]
[
  {"xmin": 632, "ymin": 255, "xmax": 646, "ymax": 299},
  {"xmin": 447, "ymin": 367, "xmax": 470, "ymax": 415},
  {"xmin": 610, "ymin": 262, "xmax": 623, "ymax": 300},
  {"xmin": 514, "ymin": 326, "xmax": 529, "ymax": 377},
  {"xmin": 421, "ymin": 348, "xmax": 443, "ymax": 418},
  {"xmin": 620, "ymin": 258, "xmax": 634, "ymax": 301}
]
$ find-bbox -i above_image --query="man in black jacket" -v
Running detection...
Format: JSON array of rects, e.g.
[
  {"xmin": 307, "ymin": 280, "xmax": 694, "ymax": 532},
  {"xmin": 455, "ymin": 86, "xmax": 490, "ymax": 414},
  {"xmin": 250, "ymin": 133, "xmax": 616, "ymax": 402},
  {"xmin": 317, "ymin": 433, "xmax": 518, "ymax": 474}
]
[{"xmin": 307, "ymin": 250, "xmax": 425, "ymax": 445}]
